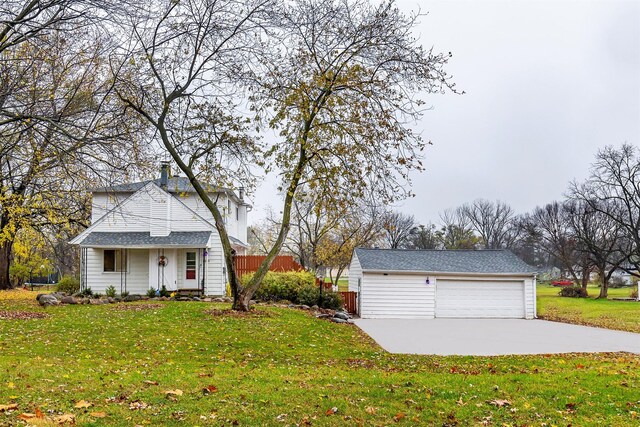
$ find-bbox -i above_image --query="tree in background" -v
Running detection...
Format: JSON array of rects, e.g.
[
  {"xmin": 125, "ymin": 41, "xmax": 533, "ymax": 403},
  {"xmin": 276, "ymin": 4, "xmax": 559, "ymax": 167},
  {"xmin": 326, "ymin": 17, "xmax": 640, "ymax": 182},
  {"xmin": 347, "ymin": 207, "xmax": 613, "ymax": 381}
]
[
  {"xmin": 316, "ymin": 201, "xmax": 383, "ymax": 287},
  {"xmin": 460, "ymin": 199, "xmax": 518, "ymax": 249},
  {"xmin": 436, "ymin": 208, "xmax": 480, "ymax": 249},
  {"xmin": 520, "ymin": 202, "xmax": 591, "ymax": 290},
  {"xmin": 406, "ymin": 223, "xmax": 439, "ymax": 250},
  {"xmin": 0, "ymin": 5, "xmax": 148, "ymax": 289},
  {"xmin": 565, "ymin": 200, "xmax": 628, "ymax": 298},
  {"xmin": 570, "ymin": 144, "xmax": 640, "ymax": 281},
  {"xmin": 380, "ymin": 210, "xmax": 416, "ymax": 249}
]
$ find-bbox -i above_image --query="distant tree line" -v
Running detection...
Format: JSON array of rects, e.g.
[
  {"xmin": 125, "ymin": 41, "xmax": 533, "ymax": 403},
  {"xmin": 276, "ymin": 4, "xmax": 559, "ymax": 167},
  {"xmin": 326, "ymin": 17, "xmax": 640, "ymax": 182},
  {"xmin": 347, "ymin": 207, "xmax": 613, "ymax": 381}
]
[{"xmin": 250, "ymin": 144, "xmax": 639, "ymax": 298}]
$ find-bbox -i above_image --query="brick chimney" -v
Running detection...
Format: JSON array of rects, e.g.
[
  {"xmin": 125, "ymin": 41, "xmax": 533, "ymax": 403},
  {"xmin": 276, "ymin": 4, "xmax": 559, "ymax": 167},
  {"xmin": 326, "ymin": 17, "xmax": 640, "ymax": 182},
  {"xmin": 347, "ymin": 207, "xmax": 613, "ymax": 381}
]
[{"xmin": 160, "ymin": 161, "xmax": 170, "ymax": 190}]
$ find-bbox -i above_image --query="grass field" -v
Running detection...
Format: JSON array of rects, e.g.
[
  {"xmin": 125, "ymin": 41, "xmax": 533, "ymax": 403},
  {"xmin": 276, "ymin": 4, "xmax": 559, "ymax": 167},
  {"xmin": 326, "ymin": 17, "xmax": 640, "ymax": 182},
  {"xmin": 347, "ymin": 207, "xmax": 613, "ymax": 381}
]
[
  {"xmin": 0, "ymin": 289, "xmax": 639, "ymax": 426},
  {"xmin": 537, "ymin": 283, "xmax": 640, "ymax": 333}
]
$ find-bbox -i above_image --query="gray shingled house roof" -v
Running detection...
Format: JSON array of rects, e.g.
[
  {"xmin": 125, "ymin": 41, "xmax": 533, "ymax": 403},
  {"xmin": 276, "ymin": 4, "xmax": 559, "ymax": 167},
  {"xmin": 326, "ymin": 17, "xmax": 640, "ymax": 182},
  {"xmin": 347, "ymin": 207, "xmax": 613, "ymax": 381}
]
[
  {"xmin": 92, "ymin": 177, "xmax": 243, "ymax": 201},
  {"xmin": 79, "ymin": 231, "xmax": 212, "ymax": 247},
  {"xmin": 354, "ymin": 248, "xmax": 536, "ymax": 274},
  {"xmin": 92, "ymin": 177, "xmax": 227, "ymax": 193}
]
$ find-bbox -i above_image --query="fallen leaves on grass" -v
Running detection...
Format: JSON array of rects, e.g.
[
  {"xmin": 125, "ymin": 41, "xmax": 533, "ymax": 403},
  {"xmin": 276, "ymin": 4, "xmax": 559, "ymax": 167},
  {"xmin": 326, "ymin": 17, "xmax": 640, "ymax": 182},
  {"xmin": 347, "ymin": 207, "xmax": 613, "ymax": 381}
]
[
  {"xmin": 488, "ymin": 399, "xmax": 511, "ymax": 408},
  {"xmin": 0, "ymin": 403, "xmax": 18, "ymax": 412},
  {"xmin": 110, "ymin": 304, "xmax": 164, "ymax": 312},
  {"xmin": 325, "ymin": 407, "xmax": 338, "ymax": 416},
  {"xmin": 205, "ymin": 308, "xmax": 271, "ymax": 318},
  {"xmin": 128, "ymin": 400, "xmax": 149, "ymax": 410},
  {"xmin": 393, "ymin": 412, "xmax": 405, "ymax": 421},
  {"xmin": 164, "ymin": 389, "xmax": 183, "ymax": 401},
  {"xmin": 143, "ymin": 380, "xmax": 159, "ymax": 386},
  {"xmin": 90, "ymin": 411, "xmax": 106, "ymax": 418},
  {"xmin": 0, "ymin": 310, "xmax": 48, "ymax": 320},
  {"xmin": 73, "ymin": 400, "xmax": 92, "ymax": 409},
  {"xmin": 202, "ymin": 385, "xmax": 218, "ymax": 395}
]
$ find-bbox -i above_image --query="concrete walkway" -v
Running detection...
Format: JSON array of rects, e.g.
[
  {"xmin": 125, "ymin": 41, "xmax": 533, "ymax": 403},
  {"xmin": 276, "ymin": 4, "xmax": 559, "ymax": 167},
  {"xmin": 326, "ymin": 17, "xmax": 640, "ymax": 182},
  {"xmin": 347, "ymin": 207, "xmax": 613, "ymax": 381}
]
[{"xmin": 354, "ymin": 318, "xmax": 640, "ymax": 356}]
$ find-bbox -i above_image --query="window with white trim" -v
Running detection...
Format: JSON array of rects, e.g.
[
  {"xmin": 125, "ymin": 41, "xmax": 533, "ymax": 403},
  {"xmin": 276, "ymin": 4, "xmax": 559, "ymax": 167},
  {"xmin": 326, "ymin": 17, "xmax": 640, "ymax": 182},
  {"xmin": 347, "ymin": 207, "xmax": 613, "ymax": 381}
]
[{"xmin": 103, "ymin": 249, "xmax": 127, "ymax": 272}]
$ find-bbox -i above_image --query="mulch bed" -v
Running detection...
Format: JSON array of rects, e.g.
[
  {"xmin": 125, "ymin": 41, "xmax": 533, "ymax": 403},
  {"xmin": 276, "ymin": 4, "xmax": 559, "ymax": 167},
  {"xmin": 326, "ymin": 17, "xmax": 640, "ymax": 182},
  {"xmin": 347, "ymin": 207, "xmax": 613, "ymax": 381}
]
[
  {"xmin": 110, "ymin": 304, "xmax": 165, "ymax": 311},
  {"xmin": 0, "ymin": 310, "xmax": 49, "ymax": 320}
]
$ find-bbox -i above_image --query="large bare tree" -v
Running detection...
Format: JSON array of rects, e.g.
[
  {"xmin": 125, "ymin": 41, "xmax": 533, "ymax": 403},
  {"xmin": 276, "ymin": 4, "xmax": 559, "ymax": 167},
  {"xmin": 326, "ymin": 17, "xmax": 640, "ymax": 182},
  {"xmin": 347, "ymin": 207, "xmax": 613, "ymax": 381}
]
[
  {"xmin": 565, "ymin": 200, "xmax": 627, "ymax": 298},
  {"xmin": 570, "ymin": 144, "xmax": 640, "ymax": 280},
  {"xmin": 0, "ymin": 5, "xmax": 146, "ymax": 289},
  {"xmin": 521, "ymin": 202, "xmax": 591, "ymax": 289},
  {"xmin": 380, "ymin": 210, "xmax": 416, "ymax": 249},
  {"xmin": 461, "ymin": 199, "xmax": 518, "ymax": 249}
]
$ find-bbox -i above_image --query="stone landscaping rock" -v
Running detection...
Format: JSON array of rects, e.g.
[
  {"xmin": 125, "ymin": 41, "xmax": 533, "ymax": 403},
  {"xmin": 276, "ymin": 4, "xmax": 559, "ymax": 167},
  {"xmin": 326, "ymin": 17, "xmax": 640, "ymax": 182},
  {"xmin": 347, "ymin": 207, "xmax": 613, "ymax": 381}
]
[
  {"xmin": 249, "ymin": 300, "xmax": 257, "ymax": 305},
  {"xmin": 213, "ymin": 297, "xmax": 225, "ymax": 302},
  {"xmin": 90, "ymin": 298, "xmax": 106, "ymax": 305},
  {"xmin": 107, "ymin": 297, "xmax": 116, "ymax": 304},
  {"xmin": 331, "ymin": 317, "xmax": 347, "ymax": 323},
  {"xmin": 315, "ymin": 313, "xmax": 331, "ymax": 319},
  {"xmin": 203, "ymin": 298, "xmax": 213, "ymax": 302},
  {"xmin": 223, "ymin": 297, "xmax": 233, "ymax": 303},
  {"xmin": 38, "ymin": 294, "xmax": 59, "ymax": 306},
  {"xmin": 141, "ymin": 296, "xmax": 150, "ymax": 300},
  {"xmin": 60, "ymin": 296, "xmax": 77, "ymax": 305},
  {"xmin": 177, "ymin": 297, "xmax": 190, "ymax": 301},
  {"xmin": 51, "ymin": 292, "xmax": 66, "ymax": 300},
  {"xmin": 124, "ymin": 295, "xmax": 141, "ymax": 302},
  {"xmin": 311, "ymin": 305, "xmax": 319, "ymax": 311},
  {"xmin": 334, "ymin": 311, "xmax": 350, "ymax": 321},
  {"xmin": 300, "ymin": 305, "xmax": 310, "ymax": 310},
  {"xmin": 192, "ymin": 297, "xmax": 201, "ymax": 301}
]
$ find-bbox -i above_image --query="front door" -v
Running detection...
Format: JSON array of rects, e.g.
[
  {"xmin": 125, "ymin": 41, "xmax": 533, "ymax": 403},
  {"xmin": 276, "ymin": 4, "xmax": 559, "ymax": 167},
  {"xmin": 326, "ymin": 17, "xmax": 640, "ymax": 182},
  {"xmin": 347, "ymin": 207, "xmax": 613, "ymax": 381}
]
[
  {"xmin": 149, "ymin": 249, "xmax": 177, "ymax": 291},
  {"xmin": 184, "ymin": 250, "xmax": 198, "ymax": 289}
]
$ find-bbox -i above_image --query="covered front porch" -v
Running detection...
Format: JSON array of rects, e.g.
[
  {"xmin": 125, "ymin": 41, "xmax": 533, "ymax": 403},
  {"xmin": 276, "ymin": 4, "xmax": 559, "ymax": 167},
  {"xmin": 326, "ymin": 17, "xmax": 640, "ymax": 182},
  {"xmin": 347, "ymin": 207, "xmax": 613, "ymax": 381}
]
[{"xmin": 78, "ymin": 231, "xmax": 228, "ymax": 296}]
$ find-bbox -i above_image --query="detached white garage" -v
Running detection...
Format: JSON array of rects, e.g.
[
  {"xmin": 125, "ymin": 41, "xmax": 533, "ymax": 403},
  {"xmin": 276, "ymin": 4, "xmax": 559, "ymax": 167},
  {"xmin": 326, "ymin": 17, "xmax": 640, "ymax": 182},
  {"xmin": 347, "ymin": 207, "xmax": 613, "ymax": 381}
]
[{"xmin": 348, "ymin": 248, "xmax": 537, "ymax": 319}]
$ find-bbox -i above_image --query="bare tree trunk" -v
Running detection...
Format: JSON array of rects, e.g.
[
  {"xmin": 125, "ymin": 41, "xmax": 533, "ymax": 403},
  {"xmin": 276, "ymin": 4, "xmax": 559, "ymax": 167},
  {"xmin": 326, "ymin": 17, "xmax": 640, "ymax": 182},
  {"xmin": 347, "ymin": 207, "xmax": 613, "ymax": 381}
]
[
  {"xmin": 580, "ymin": 268, "xmax": 590, "ymax": 293},
  {"xmin": 0, "ymin": 240, "xmax": 14, "ymax": 290},
  {"xmin": 598, "ymin": 267, "xmax": 608, "ymax": 299}
]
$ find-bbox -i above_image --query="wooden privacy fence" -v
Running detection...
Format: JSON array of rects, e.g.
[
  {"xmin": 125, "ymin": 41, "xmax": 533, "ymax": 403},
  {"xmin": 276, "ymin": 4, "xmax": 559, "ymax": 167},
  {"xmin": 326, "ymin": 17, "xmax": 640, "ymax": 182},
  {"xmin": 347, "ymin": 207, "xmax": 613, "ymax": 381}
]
[
  {"xmin": 339, "ymin": 291, "xmax": 358, "ymax": 314},
  {"xmin": 234, "ymin": 255, "xmax": 304, "ymax": 277}
]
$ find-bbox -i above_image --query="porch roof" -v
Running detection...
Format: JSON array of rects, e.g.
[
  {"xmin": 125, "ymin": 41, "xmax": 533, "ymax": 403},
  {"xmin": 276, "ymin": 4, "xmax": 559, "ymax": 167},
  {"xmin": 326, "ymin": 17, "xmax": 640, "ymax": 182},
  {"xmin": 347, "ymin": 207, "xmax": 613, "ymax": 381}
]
[{"xmin": 79, "ymin": 231, "xmax": 211, "ymax": 248}]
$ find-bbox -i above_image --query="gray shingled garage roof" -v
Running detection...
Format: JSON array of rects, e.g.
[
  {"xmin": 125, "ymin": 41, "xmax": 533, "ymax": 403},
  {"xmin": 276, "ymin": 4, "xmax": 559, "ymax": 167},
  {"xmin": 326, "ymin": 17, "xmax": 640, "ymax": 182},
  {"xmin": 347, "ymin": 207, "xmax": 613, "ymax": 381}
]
[
  {"xmin": 355, "ymin": 248, "xmax": 536, "ymax": 274},
  {"xmin": 80, "ymin": 231, "xmax": 212, "ymax": 247}
]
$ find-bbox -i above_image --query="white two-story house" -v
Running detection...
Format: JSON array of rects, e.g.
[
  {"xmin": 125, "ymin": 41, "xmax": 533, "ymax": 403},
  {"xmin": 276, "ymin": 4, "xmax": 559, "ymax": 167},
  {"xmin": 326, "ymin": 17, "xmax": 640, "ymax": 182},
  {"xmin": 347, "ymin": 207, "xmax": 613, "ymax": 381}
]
[{"xmin": 70, "ymin": 163, "xmax": 250, "ymax": 296}]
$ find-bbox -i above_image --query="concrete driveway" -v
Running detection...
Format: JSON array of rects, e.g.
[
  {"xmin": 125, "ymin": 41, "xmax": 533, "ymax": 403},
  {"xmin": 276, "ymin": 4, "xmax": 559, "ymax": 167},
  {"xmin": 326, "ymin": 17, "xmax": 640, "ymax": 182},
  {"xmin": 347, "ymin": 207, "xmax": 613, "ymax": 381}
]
[{"xmin": 354, "ymin": 318, "xmax": 640, "ymax": 356}]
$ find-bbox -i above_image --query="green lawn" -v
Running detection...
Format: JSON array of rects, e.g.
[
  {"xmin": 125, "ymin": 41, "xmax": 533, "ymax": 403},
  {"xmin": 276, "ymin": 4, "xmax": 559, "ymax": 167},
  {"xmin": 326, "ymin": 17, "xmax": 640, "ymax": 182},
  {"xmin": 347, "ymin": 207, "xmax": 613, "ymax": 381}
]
[
  {"xmin": 0, "ymin": 290, "xmax": 639, "ymax": 426},
  {"xmin": 537, "ymin": 283, "xmax": 640, "ymax": 333}
]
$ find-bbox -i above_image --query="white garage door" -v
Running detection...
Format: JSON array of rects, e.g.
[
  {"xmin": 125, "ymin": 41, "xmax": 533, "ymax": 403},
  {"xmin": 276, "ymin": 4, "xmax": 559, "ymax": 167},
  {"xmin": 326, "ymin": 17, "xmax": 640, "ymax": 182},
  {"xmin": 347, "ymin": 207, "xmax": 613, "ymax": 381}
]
[{"xmin": 435, "ymin": 279, "xmax": 525, "ymax": 318}]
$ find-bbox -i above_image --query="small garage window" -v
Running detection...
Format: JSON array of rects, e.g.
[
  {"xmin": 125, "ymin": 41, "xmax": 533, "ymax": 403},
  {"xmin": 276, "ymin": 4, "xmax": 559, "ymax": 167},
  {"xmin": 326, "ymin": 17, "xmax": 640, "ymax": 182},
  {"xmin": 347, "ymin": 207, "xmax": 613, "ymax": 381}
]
[{"xmin": 104, "ymin": 249, "xmax": 127, "ymax": 272}]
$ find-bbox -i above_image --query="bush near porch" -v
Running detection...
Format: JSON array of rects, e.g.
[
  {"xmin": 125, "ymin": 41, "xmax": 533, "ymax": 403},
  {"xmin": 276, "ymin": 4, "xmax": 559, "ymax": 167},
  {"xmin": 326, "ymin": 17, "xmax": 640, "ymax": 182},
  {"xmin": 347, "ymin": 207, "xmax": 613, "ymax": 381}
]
[
  {"xmin": 241, "ymin": 271, "xmax": 342, "ymax": 309},
  {"xmin": 0, "ymin": 289, "xmax": 638, "ymax": 426}
]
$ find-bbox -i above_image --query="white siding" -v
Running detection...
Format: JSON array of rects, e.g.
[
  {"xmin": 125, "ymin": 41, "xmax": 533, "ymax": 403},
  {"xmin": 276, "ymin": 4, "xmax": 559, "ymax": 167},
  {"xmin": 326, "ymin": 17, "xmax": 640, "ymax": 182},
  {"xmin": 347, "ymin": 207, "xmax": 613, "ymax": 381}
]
[
  {"xmin": 170, "ymin": 197, "xmax": 215, "ymax": 232},
  {"xmin": 92, "ymin": 190, "xmax": 150, "ymax": 232},
  {"xmin": 348, "ymin": 254, "xmax": 362, "ymax": 292},
  {"xmin": 91, "ymin": 192, "xmax": 131, "ymax": 223},
  {"xmin": 149, "ymin": 189, "xmax": 170, "ymax": 236},
  {"xmin": 85, "ymin": 248, "xmax": 149, "ymax": 295},
  {"xmin": 360, "ymin": 273, "xmax": 434, "ymax": 319},
  {"xmin": 205, "ymin": 232, "xmax": 225, "ymax": 296}
]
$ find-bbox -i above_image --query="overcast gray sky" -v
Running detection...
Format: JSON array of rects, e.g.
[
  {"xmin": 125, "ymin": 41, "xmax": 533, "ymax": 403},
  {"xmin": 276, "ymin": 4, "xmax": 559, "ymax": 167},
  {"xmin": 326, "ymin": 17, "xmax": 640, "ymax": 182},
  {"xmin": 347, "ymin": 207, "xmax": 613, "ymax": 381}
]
[{"xmin": 249, "ymin": 0, "xmax": 640, "ymax": 226}]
